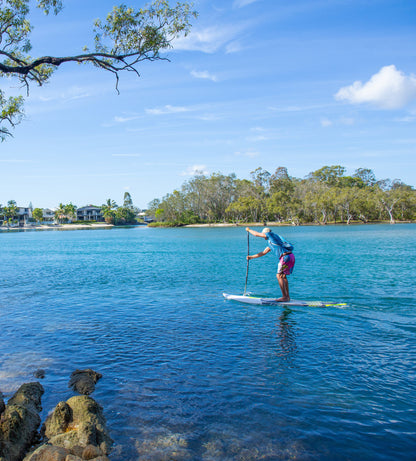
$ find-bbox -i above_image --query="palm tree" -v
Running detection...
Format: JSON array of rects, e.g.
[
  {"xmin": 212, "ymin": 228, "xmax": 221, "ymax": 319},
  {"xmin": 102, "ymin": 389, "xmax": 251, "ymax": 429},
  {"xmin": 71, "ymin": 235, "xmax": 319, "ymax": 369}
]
[
  {"xmin": 55, "ymin": 203, "xmax": 66, "ymax": 224},
  {"xmin": 101, "ymin": 199, "xmax": 117, "ymax": 224},
  {"xmin": 64, "ymin": 203, "xmax": 77, "ymax": 223}
]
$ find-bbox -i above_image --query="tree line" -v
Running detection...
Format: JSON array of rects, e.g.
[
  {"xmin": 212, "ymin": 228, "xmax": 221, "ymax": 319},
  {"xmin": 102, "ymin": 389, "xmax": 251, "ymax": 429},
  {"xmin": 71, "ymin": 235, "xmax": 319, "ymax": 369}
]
[{"xmin": 147, "ymin": 165, "xmax": 416, "ymax": 226}]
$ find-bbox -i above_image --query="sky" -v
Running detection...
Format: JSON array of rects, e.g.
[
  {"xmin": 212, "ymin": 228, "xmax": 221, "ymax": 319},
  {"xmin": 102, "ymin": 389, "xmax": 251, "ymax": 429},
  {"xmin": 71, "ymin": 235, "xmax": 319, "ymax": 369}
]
[{"xmin": 1, "ymin": 0, "xmax": 416, "ymax": 210}]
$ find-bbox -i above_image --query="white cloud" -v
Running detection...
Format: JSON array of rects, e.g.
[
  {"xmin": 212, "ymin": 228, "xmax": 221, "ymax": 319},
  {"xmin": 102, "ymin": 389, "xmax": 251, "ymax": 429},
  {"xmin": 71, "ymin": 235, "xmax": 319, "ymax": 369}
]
[
  {"xmin": 145, "ymin": 105, "xmax": 193, "ymax": 115},
  {"xmin": 335, "ymin": 65, "xmax": 416, "ymax": 109},
  {"xmin": 235, "ymin": 150, "xmax": 260, "ymax": 158},
  {"xmin": 114, "ymin": 115, "xmax": 140, "ymax": 123},
  {"xmin": 233, "ymin": 0, "xmax": 261, "ymax": 7},
  {"xmin": 190, "ymin": 70, "xmax": 218, "ymax": 82},
  {"xmin": 394, "ymin": 116, "xmax": 416, "ymax": 123},
  {"xmin": 321, "ymin": 118, "xmax": 332, "ymax": 127},
  {"xmin": 246, "ymin": 135, "xmax": 268, "ymax": 141},
  {"xmin": 340, "ymin": 117, "xmax": 355, "ymax": 126},
  {"xmin": 225, "ymin": 41, "xmax": 243, "ymax": 54},
  {"xmin": 181, "ymin": 164, "xmax": 209, "ymax": 176},
  {"xmin": 173, "ymin": 25, "xmax": 245, "ymax": 53},
  {"xmin": 196, "ymin": 114, "xmax": 223, "ymax": 121}
]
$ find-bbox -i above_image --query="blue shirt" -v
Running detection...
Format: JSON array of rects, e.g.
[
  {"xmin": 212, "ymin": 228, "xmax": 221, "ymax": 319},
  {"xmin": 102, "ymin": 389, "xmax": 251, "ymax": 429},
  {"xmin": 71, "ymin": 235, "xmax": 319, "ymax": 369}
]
[{"xmin": 265, "ymin": 231, "xmax": 294, "ymax": 258}]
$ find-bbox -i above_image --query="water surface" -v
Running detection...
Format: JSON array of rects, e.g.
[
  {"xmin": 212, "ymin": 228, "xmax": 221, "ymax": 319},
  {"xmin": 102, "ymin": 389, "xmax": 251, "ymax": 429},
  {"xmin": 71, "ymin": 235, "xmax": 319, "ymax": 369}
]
[{"xmin": 1, "ymin": 224, "xmax": 415, "ymax": 460}]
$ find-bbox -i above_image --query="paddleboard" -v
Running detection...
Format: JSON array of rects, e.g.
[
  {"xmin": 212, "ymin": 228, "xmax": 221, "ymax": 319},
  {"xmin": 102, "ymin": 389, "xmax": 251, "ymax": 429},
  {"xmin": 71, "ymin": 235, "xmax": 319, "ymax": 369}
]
[{"xmin": 223, "ymin": 293, "xmax": 347, "ymax": 308}]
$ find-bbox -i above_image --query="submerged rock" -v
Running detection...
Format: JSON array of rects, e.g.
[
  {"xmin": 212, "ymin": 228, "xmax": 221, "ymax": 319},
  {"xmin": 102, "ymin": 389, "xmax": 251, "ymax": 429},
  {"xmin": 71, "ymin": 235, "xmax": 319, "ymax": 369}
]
[
  {"xmin": 68, "ymin": 370, "xmax": 102, "ymax": 396},
  {"xmin": 0, "ymin": 382, "xmax": 44, "ymax": 461},
  {"xmin": 33, "ymin": 370, "xmax": 45, "ymax": 380}
]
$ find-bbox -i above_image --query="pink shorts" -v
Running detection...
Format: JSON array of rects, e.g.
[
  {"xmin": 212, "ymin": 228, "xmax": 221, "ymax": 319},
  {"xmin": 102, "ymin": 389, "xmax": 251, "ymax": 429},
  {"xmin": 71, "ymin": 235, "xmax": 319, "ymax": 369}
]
[{"xmin": 278, "ymin": 253, "xmax": 295, "ymax": 275}]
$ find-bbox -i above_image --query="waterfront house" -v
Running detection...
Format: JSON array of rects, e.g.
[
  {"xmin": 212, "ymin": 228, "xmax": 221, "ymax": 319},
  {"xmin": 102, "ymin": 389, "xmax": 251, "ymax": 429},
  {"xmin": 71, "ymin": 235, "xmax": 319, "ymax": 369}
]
[
  {"xmin": 42, "ymin": 208, "xmax": 55, "ymax": 222},
  {"xmin": 76, "ymin": 206, "xmax": 104, "ymax": 222},
  {"xmin": 17, "ymin": 207, "xmax": 32, "ymax": 226}
]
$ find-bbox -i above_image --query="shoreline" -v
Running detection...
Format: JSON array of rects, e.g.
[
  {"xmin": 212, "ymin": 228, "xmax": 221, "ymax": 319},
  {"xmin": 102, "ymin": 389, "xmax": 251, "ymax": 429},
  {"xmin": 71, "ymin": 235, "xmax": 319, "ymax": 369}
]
[
  {"xmin": 1, "ymin": 221, "xmax": 414, "ymax": 232},
  {"xmin": 0, "ymin": 223, "xmax": 114, "ymax": 232}
]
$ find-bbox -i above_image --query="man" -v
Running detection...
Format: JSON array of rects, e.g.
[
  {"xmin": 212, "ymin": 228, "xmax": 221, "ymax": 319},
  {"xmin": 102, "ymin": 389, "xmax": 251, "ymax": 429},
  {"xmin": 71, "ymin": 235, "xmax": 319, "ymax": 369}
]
[{"xmin": 246, "ymin": 227, "xmax": 295, "ymax": 302}]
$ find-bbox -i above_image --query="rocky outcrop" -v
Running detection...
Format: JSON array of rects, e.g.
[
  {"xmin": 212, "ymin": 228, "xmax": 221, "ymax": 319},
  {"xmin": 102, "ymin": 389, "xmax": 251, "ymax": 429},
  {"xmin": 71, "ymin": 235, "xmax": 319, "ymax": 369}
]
[
  {"xmin": 68, "ymin": 371, "xmax": 102, "ymax": 396},
  {"xmin": 0, "ymin": 382, "xmax": 44, "ymax": 461},
  {"xmin": 24, "ymin": 395, "xmax": 112, "ymax": 461},
  {"xmin": 1, "ymin": 369, "xmax": 112, "ymax": 461}
]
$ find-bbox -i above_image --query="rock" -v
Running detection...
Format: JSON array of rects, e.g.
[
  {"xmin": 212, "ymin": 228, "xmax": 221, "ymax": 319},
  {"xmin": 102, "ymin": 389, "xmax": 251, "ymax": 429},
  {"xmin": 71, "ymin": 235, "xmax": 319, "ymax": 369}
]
[
  {"xmin": 68, "ymin": 370, "xmax": 102, "ymax": 396},
  {"xmin": 81, "ymin": 444, "xmax": 102, "ymax": 459},
  {"xmin": 0, "ymin": 393, "xmax": 5, "ymax": 416},
  {"xmin": 43, "ymin": 396, "xmax": 112, "ymax": 455},
  {"xmin": 34, "ymin": 370, "xmax": 46, "ymax": 380},
  {"xmin": 65, "ymin": 455, "xmax": 82, "ymax": 461},
  {"xmin": 0, "ymin": 382, "xmax": 44, "ymax": 461},
  {"xmin": 23, "ymin": 444, "xmax": 69, "ymax": 461},
  {"xmin": 40, "ymin": 402, "xmax": 72, "ymax": 437}
]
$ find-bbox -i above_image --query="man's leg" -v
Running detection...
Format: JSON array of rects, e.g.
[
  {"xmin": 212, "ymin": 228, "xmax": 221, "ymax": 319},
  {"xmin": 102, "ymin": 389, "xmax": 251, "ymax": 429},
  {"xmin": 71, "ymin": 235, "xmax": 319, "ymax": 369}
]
[{"xmin": 276, "ymin": 273, "xmax": 290, "ymax": 302}]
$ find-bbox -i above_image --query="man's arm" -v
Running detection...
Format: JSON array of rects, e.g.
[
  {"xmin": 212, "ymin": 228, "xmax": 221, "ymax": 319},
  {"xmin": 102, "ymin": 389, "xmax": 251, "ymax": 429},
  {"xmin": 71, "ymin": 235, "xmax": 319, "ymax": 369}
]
[
  {"xmin": 246, "ymin": 227, "xmax": 267, "ymax": 238},
  {"xmin": 247, "ymin": 247, "xmax": 271, "ymax": 260}
]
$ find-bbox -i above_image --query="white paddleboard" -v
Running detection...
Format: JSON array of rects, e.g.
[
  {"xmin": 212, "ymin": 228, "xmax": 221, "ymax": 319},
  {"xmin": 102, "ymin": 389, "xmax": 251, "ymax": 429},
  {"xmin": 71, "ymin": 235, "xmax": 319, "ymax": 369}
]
[{"xmin": 223, "ymin": 293, "xmax": 347, "ymax": 308}]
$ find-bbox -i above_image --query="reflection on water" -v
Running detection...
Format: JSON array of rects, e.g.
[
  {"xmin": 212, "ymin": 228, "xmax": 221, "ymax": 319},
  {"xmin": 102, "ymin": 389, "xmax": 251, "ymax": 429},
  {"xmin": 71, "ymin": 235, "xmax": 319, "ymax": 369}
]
[{"xmin": 275, "ymin": 308, "xmax": 297, "ymax": 360}]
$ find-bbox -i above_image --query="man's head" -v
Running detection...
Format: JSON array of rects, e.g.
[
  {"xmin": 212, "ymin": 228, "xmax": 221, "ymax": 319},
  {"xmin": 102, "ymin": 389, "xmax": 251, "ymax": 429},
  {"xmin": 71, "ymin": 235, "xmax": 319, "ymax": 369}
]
[{"xmin": 262, "ymin": 227, "xmax": 271, "ymax": 235}]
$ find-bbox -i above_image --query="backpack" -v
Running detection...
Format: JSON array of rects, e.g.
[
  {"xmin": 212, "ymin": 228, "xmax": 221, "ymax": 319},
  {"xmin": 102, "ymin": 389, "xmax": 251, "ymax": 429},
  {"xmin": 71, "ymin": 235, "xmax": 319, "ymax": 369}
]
[{"xmin": 268, "ymin": 232, "xmax": 294, "ymax": 252}]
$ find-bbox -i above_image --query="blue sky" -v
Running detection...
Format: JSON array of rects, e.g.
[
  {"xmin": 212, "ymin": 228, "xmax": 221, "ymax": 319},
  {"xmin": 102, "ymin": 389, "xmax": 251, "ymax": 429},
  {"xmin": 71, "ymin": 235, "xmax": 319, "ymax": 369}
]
[{"xmin": 1, "ymin": 0, "xmax": 416, "ymax": 209}]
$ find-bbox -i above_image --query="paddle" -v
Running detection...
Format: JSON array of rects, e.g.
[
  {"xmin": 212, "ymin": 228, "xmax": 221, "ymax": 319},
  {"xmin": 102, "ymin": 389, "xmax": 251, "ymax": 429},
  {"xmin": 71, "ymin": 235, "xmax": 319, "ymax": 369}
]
[{"xmin": 244, "ymin": 230, "xmax": 249, "ymax": 294}]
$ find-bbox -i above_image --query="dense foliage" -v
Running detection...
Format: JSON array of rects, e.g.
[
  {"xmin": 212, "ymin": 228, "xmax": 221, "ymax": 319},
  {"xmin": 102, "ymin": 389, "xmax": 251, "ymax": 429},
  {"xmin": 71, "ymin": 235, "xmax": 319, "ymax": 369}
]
[
  {"xmin": 147, "ymin": 166, "xmax": 416, "ymax": 225},
  {"xmin": 0, "ymin": 0, "xmax": 197, "ymax": 140},
  {"xmin": 101, "ymin": 193, "xmax": 138, "ymax": 225}
]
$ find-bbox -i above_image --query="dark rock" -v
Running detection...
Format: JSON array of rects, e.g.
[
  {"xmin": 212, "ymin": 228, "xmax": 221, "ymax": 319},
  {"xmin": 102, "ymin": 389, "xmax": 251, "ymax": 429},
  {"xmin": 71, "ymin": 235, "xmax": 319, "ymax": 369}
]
[
  {"xmin": 33, "ymin": 370, "xmax": 46, "ymax": 380},
  {"xmin": 0, "ymin": 392, "xmax": 5, "ymax": 416},
  {"xmin": 68, "ymin": 370, "xmax": 102, "ymax": 396},
  {"xmin": 0, "ymin": 382, "xmax": 44, "ymax": 461}
]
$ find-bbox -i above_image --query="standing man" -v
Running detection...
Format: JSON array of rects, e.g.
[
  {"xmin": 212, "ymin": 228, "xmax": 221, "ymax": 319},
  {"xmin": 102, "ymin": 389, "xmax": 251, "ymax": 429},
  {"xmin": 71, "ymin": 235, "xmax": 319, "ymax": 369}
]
[{"xmin": 246, "ymin": 227, "xmax": 295, "ymax": 302}]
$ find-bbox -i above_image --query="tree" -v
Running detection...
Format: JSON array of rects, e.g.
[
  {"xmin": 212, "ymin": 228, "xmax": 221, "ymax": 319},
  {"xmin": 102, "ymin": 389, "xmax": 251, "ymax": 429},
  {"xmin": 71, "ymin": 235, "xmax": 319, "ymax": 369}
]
[
  {"xmin": 123, "ymin": 192, "xmax": 134, "ymax": 209},
  {"xmin": 353, "ymin": 168, "xmax": 377, "ymax": 187},
  {"xmin": 308, "ymin": 165, "xmax": 346, "ymax": 187},
  {"xmin": 101, "ymin": 198, "xmax": 118, "ymax": 224},
  {"xmin": 54, "ymin": 202, "xmax": 66, "ymax": 223},
  {"xmin": 32, "ymin": 207, "xmax": 43, "ymax": 222},
  {"xmin": 0, "ymin": 0, "xmax": 197, "ymax": 140},
  {"xmin": 64, "ymin": 203, "xmax": 76, "ymax": 222},
  {"xmin": 115, "ymin": 206, "xmax": 136, "ymax": 225},
  {"xmin": 4, "ymin": 199, "xmax": 18, "ymax": 224}
]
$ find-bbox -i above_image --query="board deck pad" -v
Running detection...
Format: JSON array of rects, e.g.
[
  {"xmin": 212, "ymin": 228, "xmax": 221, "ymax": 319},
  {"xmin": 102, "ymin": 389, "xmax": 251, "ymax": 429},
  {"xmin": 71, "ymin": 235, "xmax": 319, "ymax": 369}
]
[{"xmin": 223, "ymin": 293, "xmax": 347, "ymax": 308}]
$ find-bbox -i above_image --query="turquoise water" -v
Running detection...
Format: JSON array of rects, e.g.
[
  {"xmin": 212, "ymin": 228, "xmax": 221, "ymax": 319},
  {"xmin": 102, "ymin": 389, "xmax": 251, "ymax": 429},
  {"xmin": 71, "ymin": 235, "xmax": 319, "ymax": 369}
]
[{"xmin": 1, "ymin": 224, "xmax": 415, "ymax": 460}]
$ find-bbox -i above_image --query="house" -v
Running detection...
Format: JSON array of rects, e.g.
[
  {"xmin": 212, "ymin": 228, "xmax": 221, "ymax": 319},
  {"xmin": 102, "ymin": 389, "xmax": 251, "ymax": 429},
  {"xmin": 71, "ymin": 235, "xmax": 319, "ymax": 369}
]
[
  {"xmin": 42, "ymin": 208, "xmax": 55, "ymax": 222},
  {"xmin": 17, "ymin": 207, "xmax": 32, "ymax": 226},
  {"xmin": 76, "ymin": 205, "xmax": 104, "ymax": 222},
  {"xmin": 138, "ymin": 210, "xmax": 153, "ymax": 223}
]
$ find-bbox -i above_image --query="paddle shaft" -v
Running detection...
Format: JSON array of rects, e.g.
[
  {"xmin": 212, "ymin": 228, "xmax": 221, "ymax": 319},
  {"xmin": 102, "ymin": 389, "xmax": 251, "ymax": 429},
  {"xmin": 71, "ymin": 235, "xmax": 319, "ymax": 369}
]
[{"xmin": 244, "ymin": 231, "xmax": 249, "ymax": 294}]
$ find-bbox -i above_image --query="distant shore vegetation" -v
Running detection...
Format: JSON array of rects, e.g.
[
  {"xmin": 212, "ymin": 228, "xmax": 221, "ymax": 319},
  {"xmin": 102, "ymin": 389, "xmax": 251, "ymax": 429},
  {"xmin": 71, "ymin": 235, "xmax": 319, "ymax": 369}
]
[{"xmin": 147, "ymin": 165, "xmax": 416, "ymax": 227}]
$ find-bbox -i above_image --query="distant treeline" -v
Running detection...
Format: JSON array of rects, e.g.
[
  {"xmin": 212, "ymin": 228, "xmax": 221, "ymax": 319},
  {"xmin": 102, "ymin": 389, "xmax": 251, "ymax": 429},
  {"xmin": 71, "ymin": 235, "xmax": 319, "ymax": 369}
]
[{"xmin": 147, "ymin": 166, "xmax": 416, "ymax": 226}]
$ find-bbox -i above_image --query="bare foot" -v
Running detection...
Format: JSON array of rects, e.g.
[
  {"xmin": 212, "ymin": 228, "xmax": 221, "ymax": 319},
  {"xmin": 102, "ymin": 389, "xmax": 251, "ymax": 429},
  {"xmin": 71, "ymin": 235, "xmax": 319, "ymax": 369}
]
[{"xmin": 275, "ymin": 297, "xmax": 290, "ymax": 302}]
